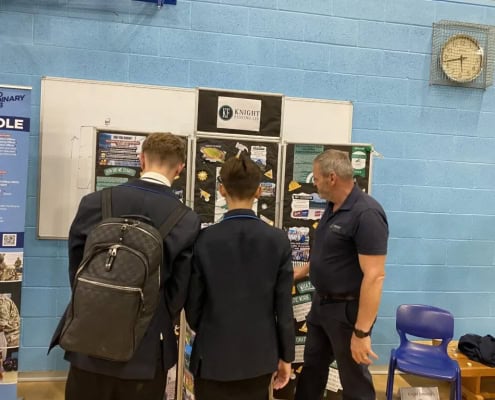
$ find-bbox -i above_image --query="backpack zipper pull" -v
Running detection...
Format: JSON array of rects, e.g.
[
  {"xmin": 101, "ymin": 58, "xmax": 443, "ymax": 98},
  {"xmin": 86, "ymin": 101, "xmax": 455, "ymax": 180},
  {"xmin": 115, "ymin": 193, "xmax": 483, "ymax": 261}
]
[{"xmin": 105, "ymin": 246, "xmax": 118, "ymax": 271}]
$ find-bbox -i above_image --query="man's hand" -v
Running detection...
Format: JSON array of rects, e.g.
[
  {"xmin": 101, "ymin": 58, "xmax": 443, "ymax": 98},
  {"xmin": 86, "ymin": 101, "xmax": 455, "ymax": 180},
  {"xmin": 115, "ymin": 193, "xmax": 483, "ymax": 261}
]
[
  {"xmin": 350, "ymin": 335, "xmax": 378, "ymax": 365},
  {"xmin": 272, "ymin": 360, "xmax": 291, "ymax": 390},
  {"xmin": 293, "ymin": 262, "xmax": 309, "ymax": 281}
]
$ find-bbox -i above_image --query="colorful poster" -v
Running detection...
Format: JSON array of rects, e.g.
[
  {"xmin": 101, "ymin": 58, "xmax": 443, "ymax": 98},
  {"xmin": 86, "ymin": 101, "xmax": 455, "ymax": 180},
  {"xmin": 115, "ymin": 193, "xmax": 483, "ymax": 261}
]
[
  {"xmin": 182, "ymin": 325, "xmax": 196, "ymax": 400},
  {"xmin": 95, "ymin": 131, "xmax": 146, "ymax": 190},
  {"xmin": 194, "ymin": 137, "xmax": 278, "ymax": 226},
  {"xmin": 94, "ymin": 130, "xmax": 187, "ymax": 201},
  {"xmin": 292, "ymin": 144, "xmax": 324, "ymax": 183},
  {"xmin": 0, "ymin": 85, "xmax": 31, "ymax": 400}
]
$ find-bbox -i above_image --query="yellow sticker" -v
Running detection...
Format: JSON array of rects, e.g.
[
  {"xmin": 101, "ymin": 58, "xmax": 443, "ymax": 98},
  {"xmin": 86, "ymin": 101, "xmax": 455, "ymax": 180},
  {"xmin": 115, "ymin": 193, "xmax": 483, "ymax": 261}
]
[
  {"xmin": 288, "ymin": 180, "xmax": 302, "ymax": 192},
  {"xmin": 259, "ymin": 214, "xmax": 274, "ymax": 226},
  {"xmin": 200, "ymin": 146, "xmax": 226, "ymax": 163},
  {"xmin": 292, "ymin": 286, "xmax": 296, "ymax": 295},
  {"xmin": 264, "ymin": 169, "xmax": 273, "ymax": 179},
  {"xmin": 299, "ymin": 322, "xmax": 308, "ymax": 333},
  {"xmin": 312, "ymin": 221, "xmax": 319, "ymax": 229},
  {"xmin": 296, "ymin": 366, "xmax": 303, "ymax": 373},
  {"xmin": 199, "ymin": 189, "xmax": 211, "ymax": 202},
  {"xmin": 197, "ymin": 171, "xmax": 208, "ymax": 181}
]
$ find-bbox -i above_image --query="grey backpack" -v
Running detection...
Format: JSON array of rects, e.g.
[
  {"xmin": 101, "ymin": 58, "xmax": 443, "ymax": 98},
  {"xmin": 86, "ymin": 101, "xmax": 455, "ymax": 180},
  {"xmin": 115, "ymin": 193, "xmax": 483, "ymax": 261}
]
[{"xmin": 59, "ymin": 187, "xmax": 187, "ymax": 362}]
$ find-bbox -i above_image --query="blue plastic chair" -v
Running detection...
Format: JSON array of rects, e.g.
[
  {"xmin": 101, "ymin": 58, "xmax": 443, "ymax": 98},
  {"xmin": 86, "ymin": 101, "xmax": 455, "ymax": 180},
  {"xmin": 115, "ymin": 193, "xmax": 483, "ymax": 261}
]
[{"xmin": 386, "ymin": 304, "xmax": 461, "ymax": 400}]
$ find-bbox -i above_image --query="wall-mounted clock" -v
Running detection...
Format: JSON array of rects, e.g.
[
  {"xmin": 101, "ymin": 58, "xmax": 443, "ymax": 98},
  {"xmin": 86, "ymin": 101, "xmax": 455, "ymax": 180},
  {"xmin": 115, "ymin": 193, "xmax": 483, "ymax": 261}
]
[
  {"xmin": 440, "ymin": 34, "xmax": 483, "ymax": 83},
  {"xmin": 430, "ymin": 21, "xmax": 494, "ymax": 89}
]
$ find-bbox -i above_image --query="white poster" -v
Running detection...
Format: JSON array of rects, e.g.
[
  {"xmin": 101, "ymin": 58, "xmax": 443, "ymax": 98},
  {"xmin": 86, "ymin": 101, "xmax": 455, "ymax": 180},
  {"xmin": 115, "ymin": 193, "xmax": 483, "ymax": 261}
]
[{"xmin": 217, "ymin": 96, "xmax": 262, "ymax": 132}]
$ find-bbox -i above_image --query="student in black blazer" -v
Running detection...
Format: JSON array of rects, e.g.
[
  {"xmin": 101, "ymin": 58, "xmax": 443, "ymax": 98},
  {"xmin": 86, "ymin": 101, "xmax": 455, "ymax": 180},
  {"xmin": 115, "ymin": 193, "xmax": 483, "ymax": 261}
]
[
  {"xmin": 49, "ymin": 133, "xmax": 200, "ymax": 400},
  {"xmin": 186, "ymin": 154, "xmax": 295, "ymax": 400}
]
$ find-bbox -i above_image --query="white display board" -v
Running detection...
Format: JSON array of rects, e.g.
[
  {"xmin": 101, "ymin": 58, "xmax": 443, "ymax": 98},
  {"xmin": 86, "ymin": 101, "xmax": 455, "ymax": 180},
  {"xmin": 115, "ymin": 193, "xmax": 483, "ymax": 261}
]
[
  {"xmin": 38, "ymin": 79, "xmax": 353, "ymax": 239},
  {"xmin": 282, "ymin": 97, "xmax": 352, "ymax": 144},
  {"xmin": 38, "ymin": 77, "xmax": 197, "ymax": 239}
]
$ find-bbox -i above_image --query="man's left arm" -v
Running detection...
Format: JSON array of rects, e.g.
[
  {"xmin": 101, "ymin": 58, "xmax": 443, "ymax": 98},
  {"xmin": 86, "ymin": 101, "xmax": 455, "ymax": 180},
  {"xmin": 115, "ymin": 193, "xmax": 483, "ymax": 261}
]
[
  {"xmin": 351, "ymin": 254, "xmax": 386, "ymax": 365},
  {"xmin": 351, "ymin": 207, "xmax": 388, "ymax": 365}
]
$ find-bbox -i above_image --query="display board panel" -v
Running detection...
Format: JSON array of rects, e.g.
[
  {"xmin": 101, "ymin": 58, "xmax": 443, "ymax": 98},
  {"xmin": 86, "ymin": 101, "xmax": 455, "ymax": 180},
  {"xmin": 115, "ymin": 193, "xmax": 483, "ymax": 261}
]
[
  {"xmin": 38, "ymin": 77, "xmax": 196, "ymax": 239},
  {"xmin": 39, "ymin": 79, "xmax": 352, "ymax": 238},
  {"xmin": 192, "ymin": 136, "xmax": 280, "ymax": 227},
  {"xmin": 282, "ymin": 97, "xmax": 352, "ymax": 144}
]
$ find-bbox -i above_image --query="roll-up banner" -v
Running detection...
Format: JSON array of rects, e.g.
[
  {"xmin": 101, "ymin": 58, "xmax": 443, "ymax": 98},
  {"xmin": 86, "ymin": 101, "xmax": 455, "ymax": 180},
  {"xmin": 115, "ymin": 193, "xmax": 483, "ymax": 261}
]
[{"xmin": 0, "ymin": 85, "xmax": 31, "ymax": 400}]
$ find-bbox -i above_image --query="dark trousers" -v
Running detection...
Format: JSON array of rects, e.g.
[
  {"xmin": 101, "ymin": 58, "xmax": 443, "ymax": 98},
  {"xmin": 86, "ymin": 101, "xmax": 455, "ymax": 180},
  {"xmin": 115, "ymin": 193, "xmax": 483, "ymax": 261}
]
[
  {"xmin": 194, "ymin": 373, "xmax": 272, "ymax": 400},
  {"xmin": 295, "ymin": 298, "xmax": 375, "ymax": 400},
  {"xmin": 65, "ymin": 363, "xmax": 166, "ymax": 400}
]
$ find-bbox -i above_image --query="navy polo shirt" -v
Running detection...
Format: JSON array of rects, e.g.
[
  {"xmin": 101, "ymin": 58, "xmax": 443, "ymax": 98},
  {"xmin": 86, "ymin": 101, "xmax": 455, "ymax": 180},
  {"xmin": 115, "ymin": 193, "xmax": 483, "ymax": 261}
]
[{"xmin": 309, "ymin": 185, "xmax": 388, "ymax": 295}]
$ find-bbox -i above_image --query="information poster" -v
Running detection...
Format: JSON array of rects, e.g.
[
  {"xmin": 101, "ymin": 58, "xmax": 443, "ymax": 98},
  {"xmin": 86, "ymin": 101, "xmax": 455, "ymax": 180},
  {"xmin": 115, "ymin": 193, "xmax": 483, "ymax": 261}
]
[
  {"xmin": 0, "ymin": 85, "xmax": 31, "ymax": 400},
  {"xmin": 275, "ymin": 143, "xmax": 371, "ymax": 400},
  {"xmin": 94, "ymin": 130, "xmax": 187, "ymax": 201},
  {"xmin": 193, "ymin": 137, "xmax": 279, "ymax": 226},
  {"xmin": 182, "ymin": 325, "xmax": 196, "ymax": 400}
]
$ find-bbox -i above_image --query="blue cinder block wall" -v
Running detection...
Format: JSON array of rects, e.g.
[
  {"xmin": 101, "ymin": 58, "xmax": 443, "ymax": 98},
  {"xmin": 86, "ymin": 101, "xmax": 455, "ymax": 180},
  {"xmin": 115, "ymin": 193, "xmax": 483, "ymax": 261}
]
[{"xmin": 0, "ymin": 0, "xmax": 494, "ymax": 371}]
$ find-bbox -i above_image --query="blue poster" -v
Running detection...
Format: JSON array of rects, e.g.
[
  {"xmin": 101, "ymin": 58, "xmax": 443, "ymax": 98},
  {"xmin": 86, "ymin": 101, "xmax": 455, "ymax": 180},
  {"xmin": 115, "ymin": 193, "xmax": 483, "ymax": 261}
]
[{"xmin": 0, "ymin": 85, "xmax": 31, "ymax": 400}]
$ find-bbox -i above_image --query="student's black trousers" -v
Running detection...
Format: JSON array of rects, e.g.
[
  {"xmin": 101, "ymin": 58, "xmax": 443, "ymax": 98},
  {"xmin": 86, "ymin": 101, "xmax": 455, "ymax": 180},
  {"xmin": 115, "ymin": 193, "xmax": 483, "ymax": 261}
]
[
  {"xmin": 65, "ymin": 363, "xmax": 166, "ymax": 400},
  {"xmin": 194, "ymin": 373, "xmax": 272, "ymax": 400}
]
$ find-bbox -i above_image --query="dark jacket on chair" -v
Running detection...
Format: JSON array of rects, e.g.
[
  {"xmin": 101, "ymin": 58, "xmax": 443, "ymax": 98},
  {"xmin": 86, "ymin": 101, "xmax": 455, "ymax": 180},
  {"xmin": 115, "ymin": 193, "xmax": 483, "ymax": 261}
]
[
  {"xmin": 49, "ymin": 179, "xmax": 200, "ymax": 379},
  {"xmin": 459, "ymin": 334, "xmax": 495, "ymax": 367},
  {"xmin": 185, "ymin": 208, "xmax": 295, "ymax": 382}
]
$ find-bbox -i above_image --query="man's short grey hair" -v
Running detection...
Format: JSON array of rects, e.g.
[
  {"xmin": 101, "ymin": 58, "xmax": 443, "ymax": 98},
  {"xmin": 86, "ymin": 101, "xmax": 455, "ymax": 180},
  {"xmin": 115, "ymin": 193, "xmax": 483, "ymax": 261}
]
[{"xmin": 314, "ymin": 149, "xmax": 354, "ymax": 180}]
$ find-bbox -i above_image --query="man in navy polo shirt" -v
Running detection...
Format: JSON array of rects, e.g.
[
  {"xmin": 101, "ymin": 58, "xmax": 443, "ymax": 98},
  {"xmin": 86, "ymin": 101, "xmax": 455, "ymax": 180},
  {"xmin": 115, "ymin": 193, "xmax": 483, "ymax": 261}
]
[{"xmin": 295, "ymin": 149, "xmax": 388, "ymax": 400}]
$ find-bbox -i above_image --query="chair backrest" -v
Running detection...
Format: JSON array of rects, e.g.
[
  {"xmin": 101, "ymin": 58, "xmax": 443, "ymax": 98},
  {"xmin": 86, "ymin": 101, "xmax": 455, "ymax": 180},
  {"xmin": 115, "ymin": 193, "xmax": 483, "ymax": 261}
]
[{"xmin": 396, "ymin": 304, "xmax": 454, "ymax": 344}]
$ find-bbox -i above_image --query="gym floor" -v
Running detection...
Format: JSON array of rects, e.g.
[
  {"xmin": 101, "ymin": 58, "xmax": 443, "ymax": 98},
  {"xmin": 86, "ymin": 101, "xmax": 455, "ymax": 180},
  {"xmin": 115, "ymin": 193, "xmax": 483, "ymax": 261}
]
[{"xmin": 16, "ymin": 373, "xmax": 452, "ymax": 400}]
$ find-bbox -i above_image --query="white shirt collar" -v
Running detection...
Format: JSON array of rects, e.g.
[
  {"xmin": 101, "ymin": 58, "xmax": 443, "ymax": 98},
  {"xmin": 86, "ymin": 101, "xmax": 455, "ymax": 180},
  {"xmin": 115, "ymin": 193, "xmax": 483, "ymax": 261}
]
[{"xmin": 140, "ymin": 171, "xmax": 171, "ymax": 187}]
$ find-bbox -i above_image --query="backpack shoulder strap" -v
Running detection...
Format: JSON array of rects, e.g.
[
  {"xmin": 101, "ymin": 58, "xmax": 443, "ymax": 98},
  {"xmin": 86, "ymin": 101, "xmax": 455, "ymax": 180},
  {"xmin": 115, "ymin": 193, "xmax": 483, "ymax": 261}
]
[
  {"xmin": 158, "ymin": 205, "xmax": 188, "ymax": 239},
  {"xmin": 101, "ymin": 188, "xmax": 112, "ymax": 220}
]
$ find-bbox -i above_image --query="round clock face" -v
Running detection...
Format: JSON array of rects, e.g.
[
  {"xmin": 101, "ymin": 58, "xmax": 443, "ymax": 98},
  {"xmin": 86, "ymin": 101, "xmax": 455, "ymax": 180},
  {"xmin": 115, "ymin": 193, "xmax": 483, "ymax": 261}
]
[{"xmin": 441, "ymin": 34, "xmax": 483, "ymax": 83}]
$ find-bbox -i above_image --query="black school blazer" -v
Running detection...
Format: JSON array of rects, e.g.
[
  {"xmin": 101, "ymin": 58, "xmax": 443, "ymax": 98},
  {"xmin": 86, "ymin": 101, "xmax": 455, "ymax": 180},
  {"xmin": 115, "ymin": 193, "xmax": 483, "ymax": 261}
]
[
  {"xmin": 49, "ymin": 180, "xmax": 200, "ymax": 380},
  {"xmin": 186, "ymin": 208, "xmax": 295, "ymax": 381}
]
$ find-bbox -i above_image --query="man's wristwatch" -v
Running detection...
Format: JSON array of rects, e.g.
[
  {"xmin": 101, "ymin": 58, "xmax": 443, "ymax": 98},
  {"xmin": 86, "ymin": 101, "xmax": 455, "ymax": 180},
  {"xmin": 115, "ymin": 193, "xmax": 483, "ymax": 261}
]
[{"xmin": 353, "ymin": 327, "xmax": 371, "ymax": 338}]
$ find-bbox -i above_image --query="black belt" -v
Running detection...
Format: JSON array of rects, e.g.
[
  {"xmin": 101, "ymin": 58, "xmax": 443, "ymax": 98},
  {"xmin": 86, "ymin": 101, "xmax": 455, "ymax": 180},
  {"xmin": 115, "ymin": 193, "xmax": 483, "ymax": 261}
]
[{"xmin": 319, "ymin": 293, "xmax": 359, "ymax": 304}]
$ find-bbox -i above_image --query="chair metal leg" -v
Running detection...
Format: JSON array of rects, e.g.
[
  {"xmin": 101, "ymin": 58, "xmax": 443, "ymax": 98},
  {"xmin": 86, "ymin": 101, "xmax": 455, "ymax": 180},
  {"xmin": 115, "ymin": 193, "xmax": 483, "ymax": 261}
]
[
  {"xmin": 386, "ymin": 356, "xmax": 396, "ymax": 400},
  {"xmin": 455, "ymin": 373, "xmax": 462, "ymax": 400}
]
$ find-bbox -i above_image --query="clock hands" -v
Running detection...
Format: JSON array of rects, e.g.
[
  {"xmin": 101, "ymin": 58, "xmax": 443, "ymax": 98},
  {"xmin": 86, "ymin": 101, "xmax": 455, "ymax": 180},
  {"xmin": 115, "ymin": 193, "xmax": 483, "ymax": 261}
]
[
  {"xmin": 444, "ymin": 55, "xmax": 467, "ymax": 63},
  {"xmin": 443, "ymin": 55, "xmax": 467, "ymax": 72}
]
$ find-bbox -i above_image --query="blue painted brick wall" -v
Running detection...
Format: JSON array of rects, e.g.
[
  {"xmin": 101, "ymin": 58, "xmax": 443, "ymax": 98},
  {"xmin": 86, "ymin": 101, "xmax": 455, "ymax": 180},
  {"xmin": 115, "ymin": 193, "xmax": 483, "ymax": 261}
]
[{"xmin": 0, "ymin": 0, "xmax": 494, "ymax": 371}]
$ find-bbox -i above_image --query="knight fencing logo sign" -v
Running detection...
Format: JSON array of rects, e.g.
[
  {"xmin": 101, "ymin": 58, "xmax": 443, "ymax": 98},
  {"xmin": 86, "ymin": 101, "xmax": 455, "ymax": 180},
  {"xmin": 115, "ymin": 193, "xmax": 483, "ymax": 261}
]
[
  {"xmin": 218, "ymin": 105, "xmax": 233, "ymax": 121},
  {"xmin": 217, "ymin": 96, "xmax": 262, "ymax": 132}
]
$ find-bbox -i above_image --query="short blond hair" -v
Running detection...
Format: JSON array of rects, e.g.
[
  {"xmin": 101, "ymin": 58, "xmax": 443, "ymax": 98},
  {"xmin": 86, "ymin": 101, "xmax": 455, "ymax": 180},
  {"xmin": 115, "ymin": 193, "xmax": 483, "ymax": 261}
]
[{"xmin": 141, "ymin": 132, "xmax": 186, "ymax": 167}]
